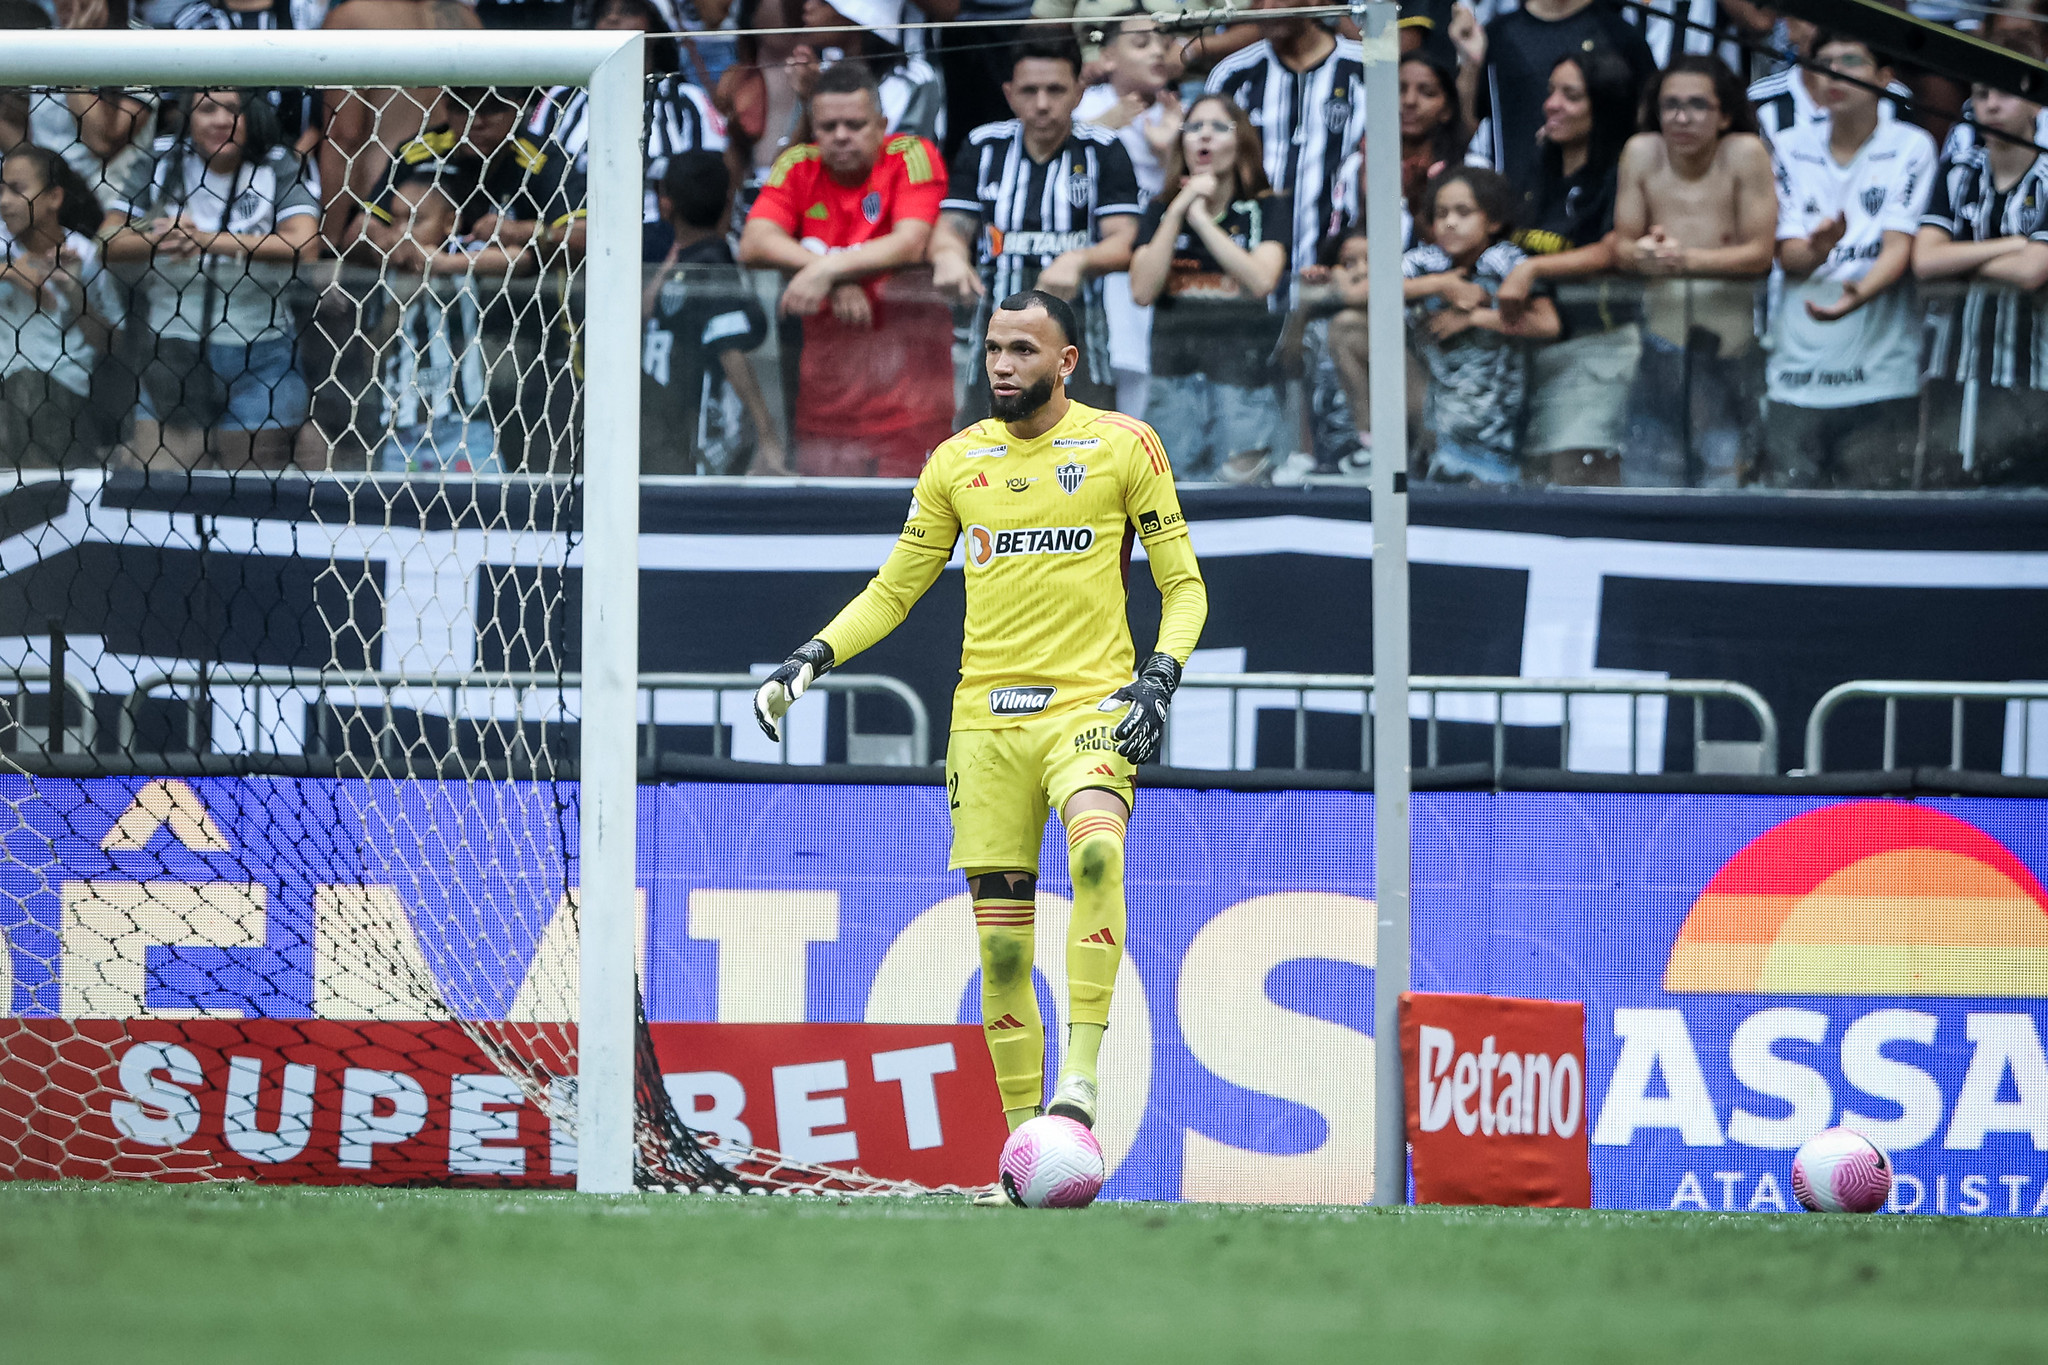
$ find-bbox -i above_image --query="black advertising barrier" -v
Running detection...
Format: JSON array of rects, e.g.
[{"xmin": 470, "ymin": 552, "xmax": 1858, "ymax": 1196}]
[{"xmin": 6, "ymin": 473, "xmax": 2046, "ymax": 777}]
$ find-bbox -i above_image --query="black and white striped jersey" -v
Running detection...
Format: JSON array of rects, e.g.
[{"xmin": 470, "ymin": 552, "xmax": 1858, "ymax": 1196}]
[
  {"xmin": 1203, "ymin": 38, "xmax": 1366, "ymax": 274},
  {"xmin": 377, "ymin": 275, "xmax": 489, "ymax": 430},
  {"xmin": 529, "ymin": 77, "xmax": 726, "ymax": 222},
  {"xmin": 942, "ymin": 120, "xmax": 1140, "ymax": 386},
  {"xmin": 1922, "ymin": 146, "xmax": 2048, "ymax": 389},
  {"xmin": 168, "ymin": 0, "xmax": 327, "ymax": 139},
  {"xmin": 170, "ymin": 0, "xmax": 328, "ymax": 31}
]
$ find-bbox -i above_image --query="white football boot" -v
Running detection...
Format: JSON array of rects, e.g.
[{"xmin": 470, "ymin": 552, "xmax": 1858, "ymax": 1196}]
[{"xmin": 1046, "ymin": 1073, "xmax": 1097, "ymax": 1129}]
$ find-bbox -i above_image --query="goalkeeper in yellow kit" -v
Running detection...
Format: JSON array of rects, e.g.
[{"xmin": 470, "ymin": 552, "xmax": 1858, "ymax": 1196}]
[{"xmin": 754, "ymin": 288, "xmax": 1206, "ymax": 1146}]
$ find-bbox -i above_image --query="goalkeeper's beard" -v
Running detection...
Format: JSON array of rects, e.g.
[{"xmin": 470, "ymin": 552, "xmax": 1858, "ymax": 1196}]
[{"xmin": 990, "ymin": 374, "xmax": 1057, "ymax": 423}]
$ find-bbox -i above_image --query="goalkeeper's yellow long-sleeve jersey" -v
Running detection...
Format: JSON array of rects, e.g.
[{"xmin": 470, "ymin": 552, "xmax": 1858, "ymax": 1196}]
[{"xmin": 816, "ymin": 400, "xmax": 1208, "ymax": 732}]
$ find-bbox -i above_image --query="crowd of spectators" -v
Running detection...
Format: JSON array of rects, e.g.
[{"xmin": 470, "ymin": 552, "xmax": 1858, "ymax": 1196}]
[{"xmin": 1, "ymin": 0, "xmax": 2046, "ymax": 488}]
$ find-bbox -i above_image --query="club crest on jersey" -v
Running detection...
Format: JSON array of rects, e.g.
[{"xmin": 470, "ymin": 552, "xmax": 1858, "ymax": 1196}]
[
  {"xmin": 1055, "ymin": 461, "xmax": 1086, "ymax": 495},
  {"xmin": 963, "ymin": 444, "xmax": 1008, "ymax": 458},
  {"xmin": 989, "ymin": 685, "xmax": 1056, "ymax": 716},
  {"xmin": 1066, "ymin": 167, "xmax": 1092, "ymax": 206},
  {"xmin": 862, "ymin": 191, "xmax": 882, "ymax": 223},
  {"xmin": 1861, "ymin": 186, "xmax": 1885, "ymax": 215},
  {"xmin": 1323, "ymin": 96, "xmax": 1352, "ymax": 132},
  {"xmin": 965, "ymin": 524, "xmax": 1095, "ymax": 566}
]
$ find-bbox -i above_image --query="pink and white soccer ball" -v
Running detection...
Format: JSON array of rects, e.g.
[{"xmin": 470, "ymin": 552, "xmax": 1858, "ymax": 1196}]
[
  {"xmin": 1792, "ymin": 1127, "xmax": 1893, "ymax": 1213},
  {"xmin": 998, "ymin": 1115, "xmax": 1105, "ymax": 1208}
]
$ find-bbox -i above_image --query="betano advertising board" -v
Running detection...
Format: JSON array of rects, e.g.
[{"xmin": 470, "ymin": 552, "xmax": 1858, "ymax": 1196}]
[{"xmin": 1, "ymin": 778, "xmax": 2044, "ymax": 1213}]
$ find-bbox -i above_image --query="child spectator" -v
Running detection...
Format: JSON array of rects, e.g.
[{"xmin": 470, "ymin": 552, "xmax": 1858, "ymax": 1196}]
[
  {"xmin": 1915, "ymin": 73, "xmax": 2048, "ymax": 487},
  {"xmin": 1613, "ymin": 56, "xmax": 1777, "ymax": 487},
  {"xmin": 1127, "ymin": 94, "xmax": 1290, "ymax": 481},
  {"xmin": 1311, "ymin": 50, "xmax": 1470, "ymax": 477},
  {"xmin": 1076, "ymin": 4, "xmax": 1181, "ymax": 416},
  {"xmin": 1402, "ymin": 167, "xmax": 1560, "ymax": 483},
  {"xmin": 105, "ymin": 88, "xmax": 319, "ymax": 471},
  {"xmin": 1766, "ymin": 35, "xmax": 1936, "ymax": 488},
  {"xmin": 365, "ymin": 173, "xmax": 499, "ymax": 474},
  {"xmin": 641, "ymin": 151, "xmax": 781, "ymax": 475},
  {"xmin": 0, "ymin": 145, "xmax": 122, "ymax": 467}
]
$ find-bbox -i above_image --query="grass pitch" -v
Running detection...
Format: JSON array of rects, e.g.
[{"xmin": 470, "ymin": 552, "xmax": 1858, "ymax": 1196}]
[{"xmin": 5, "ymin": 1183, "xmax": 2046, "ymax": 1364}]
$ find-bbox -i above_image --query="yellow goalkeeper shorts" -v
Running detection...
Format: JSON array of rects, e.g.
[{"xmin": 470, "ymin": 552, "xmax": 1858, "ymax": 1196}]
[{"xmin": 944, "ymin": 709, "xmax": 1136, "ymax": 874}]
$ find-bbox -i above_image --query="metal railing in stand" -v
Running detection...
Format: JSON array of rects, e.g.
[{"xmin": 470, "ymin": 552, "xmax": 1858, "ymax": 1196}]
[
  {"xmin": 1172, "ymin": 673, "xmax": 1780, "ymax": 775},
  {"xmin": 119, "ymin": 667, "xmax": 929, "ymax": 767},
  {"xmin": 1803, "ymin": 680, "xmax": 2048, "ymax": 776},
  {"xmin": 1, "ymin": 669, "xmax": 99, "ymax": 755}
]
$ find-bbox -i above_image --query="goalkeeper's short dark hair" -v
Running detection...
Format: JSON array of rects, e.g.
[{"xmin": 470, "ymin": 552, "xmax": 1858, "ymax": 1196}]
[
  {"xmin": 997, "ymin": 289, "xmax": 1078, "ymax": 349},
  {"xmin": 661, "ymin": 151, "xmax": 730, "ymax": 228}
]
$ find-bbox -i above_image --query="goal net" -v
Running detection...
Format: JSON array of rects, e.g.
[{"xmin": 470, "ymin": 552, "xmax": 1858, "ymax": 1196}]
[{"xmin": 0, "ymin": 30, "xmax": 931, "ymax": 1197}]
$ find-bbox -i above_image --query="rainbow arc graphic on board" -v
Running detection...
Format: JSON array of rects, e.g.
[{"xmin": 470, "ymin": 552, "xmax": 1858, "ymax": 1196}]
[{"xmin": 1663, "ymin": 801, "xmax": 2048, "ymax": 996}]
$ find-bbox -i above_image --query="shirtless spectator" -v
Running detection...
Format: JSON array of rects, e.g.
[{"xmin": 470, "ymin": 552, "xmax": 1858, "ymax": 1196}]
[
  {"xmin": 317, "ymin": 0, "xmax": 481, "ymax": 246},
  {"xmin": 1613, "ymin": 56, "xmax": 1776, "ymax": 486},
  {"xmin": 1765, "ymin": 34, "xmax": 1936, "ymax": 489}
]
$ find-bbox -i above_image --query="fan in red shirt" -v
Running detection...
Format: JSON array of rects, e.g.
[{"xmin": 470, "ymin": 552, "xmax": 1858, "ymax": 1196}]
[{"xmin": 741, "ymin": 62, "xmax": 953, "ymax": 477}]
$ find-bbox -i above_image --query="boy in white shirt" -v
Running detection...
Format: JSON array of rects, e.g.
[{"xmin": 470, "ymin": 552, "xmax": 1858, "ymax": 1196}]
[{"xmin": 1766, "ymin": 34, "xmax": 1936, "ymax": 488}]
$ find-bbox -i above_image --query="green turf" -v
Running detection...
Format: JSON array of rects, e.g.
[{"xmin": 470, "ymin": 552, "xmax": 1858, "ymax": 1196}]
[{"xmin": 5, "ymin": 1182, "xmax": 2047, "ymax": 1364}]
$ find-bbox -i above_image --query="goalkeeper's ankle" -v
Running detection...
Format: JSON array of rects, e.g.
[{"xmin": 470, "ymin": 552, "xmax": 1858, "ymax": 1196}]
[{"xmin": 1003, "ymin": 1103, "xmax": 1043, "ymax": 1132}]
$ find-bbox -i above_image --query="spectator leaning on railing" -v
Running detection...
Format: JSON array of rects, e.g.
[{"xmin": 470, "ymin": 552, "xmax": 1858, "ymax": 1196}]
[
  {"xmin": 1400, "ymin": 166, "xmax": 1561, "ymax": 484},
  {"xmin": 1915, "ymin": 57, "xmax": 2048, "ymax": 489},
  {"xmin": 105, "ymin": 88, "xmax": 320, "ymax": 472},
  {"xmin": 1765, "ymin": 34, "xmax": 1934, "ymax": 489},
  {"xmin": 1613, "ymin": 56, "xmax": 1776, "ymax": 487},
  {"xmin": 1314, "ymin": 48, "xmax": 1472, "ymax": 479},
  {"xmin": 642, "ymin": 150, "xmax": 781, "ymax": 475},
  {"xmin": 929, "ymin": 37, "xmax": 1141, "ymax": 421},
  {"xmin": 739, "ymin": 60, "xmax": 951, "ymax": 476},
  {"xmin": 359, "ymin": 167, "xmax": 501, "ymax": 474},
  {"xmin": 0, "ymin": 144, "xmax": 123, "ymax": 468}
]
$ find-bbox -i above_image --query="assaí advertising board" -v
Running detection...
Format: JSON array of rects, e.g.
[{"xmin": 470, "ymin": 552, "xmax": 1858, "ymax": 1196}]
[{"xmin": 0, "ymin": 778, "xmax": 2042, "ymax": 1212}]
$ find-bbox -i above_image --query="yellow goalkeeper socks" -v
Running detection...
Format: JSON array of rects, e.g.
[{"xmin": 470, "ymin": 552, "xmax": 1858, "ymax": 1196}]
[
  {"xmin": 974, "ymin": 895, "xmax": 1043, "ymax": 1127},
  {"xmin": 1063, "ymin": 806, "xmax": 1128, "ymax": 1083}
]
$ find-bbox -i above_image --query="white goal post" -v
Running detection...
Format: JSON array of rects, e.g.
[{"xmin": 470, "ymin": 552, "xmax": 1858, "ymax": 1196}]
[{"xmin": 0, "ymin": 28, "xmax": 646, "ymax": 1193}]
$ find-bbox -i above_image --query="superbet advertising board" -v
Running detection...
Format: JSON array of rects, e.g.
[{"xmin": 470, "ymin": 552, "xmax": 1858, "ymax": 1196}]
[{"xmin": 2, "ymin": 778, "xmax": 2046, "ymax": 1212}]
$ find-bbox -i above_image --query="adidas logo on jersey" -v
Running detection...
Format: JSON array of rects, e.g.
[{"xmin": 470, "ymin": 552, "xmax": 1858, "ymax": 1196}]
[
  {"xmin": 987, "ymin": 1013, "xmax": 1027, "ymax": 1031},
  {"xmin": 965, "ymin": 524, "xmax": 1094, "ymax": 567},
  {"xmin": 968, "ymin": 472, "xmax": 990, "ymax": 488},
  {"xmin": 989, "ymin": 685, "xmax": 1056, "ymax": 716},
  {"xmin": 1079, "ymin": 927, "xmax": 1118, "ymax": 947},
  {"xmin": 1090, "ymin": 763, "xmax": 1116, "ymax": 777}
]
